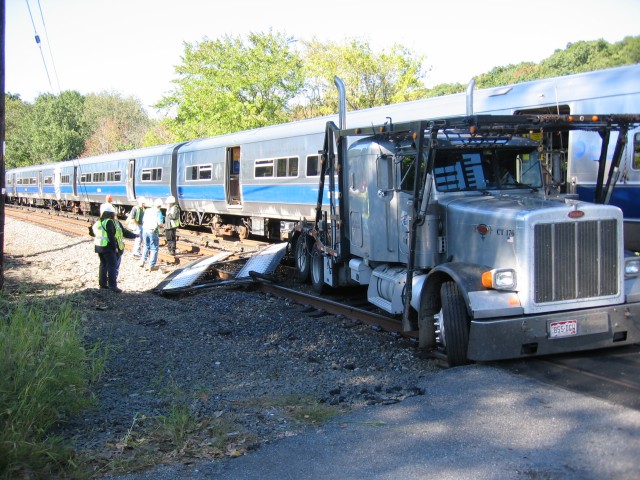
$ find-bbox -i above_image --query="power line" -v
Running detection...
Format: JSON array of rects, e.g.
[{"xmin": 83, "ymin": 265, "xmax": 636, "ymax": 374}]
[
  {"xmin": 24, "ymin": 0, "xmax": 54, "ymax": 94},
  {"xmin": 36, "ymin": 0, "xmax": 61, "ymax": 93}
]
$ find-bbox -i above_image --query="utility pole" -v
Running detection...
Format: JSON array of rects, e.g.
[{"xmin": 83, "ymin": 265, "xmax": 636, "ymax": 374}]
[{"xmin": 0, "ymin": 0, "xmax": 5, "ymax": 290}]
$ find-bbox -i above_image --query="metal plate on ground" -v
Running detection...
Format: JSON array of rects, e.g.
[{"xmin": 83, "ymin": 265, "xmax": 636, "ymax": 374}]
[
  {"xmin": 234, "ymin": 242, "xmax": 288, "ymax": 279},
  {"xmin": 156, "ymin": 252, "xmax": 232, "ymax": 291}
]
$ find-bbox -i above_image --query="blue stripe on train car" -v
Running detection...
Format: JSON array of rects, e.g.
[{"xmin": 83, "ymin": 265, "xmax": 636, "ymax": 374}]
[
  {"xmin": 242, "ymin": 184, "xmax": 321, "ymax": 204},
  {"xmin": 178, "ymin": 185, "xmax": 226, "ymax": 202},
  {"xmin": 577, "ymin": 184, "xmax": 640, "ymax": 219},
  {"xmin": 78, "ymin": 185, "xmax": 129, "ymax": 196}
]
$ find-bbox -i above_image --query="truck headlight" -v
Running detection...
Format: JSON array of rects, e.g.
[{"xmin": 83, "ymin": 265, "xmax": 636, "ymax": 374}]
[
  {"xmin": 482, "ymin": 269, "xmax": 517, "ymax": 290},
  {"xmin": 624, "ymin": 258, "xmax": 640, "ymax": 278}
]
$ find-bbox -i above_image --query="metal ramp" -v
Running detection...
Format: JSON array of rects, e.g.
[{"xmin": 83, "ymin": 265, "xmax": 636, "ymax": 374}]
[{"xmin": 154, "ymin": 242, "xmax": 288, "ymax": 295}]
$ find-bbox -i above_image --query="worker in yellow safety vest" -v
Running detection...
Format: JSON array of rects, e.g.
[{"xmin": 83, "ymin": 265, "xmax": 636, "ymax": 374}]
[{"xmin": 90, "ymin": 203, "xmax": 137, "ymax": 292}]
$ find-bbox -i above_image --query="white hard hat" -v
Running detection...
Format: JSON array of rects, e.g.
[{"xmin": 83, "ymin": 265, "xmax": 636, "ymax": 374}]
[
  {"xmin": 166, "ymin": 195, "xmax": 176, "ymax": 204},
  {"xmin": 138, "ymin": 197, "xmax": 147, "ymax": 206},
  {"xmin": 154, "ymin": 198, "xmax": 163, "ymax": 207},
  {"xmin": 100, "ymin": 203, "xmax": 115, "ymax": 214}
]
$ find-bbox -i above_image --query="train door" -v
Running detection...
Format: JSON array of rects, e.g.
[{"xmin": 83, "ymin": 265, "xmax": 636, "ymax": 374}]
[
  {"xmin": 73, "ymin": 166, "xmax": 78, "ymax": 197},
  {"xmin": 38, "ymin": 171, "xmax": 43, "ymax": 197},
  {"xmin": 10, "ymin": 172, "xmax": 16, "ymax": 196},
  {"xmin": 226, "ymin": 146, "xmax": 242, "ymax": 206},
  {"xmin": 127, "ymin": 159, "xmax": 136, "ymax": 201}
]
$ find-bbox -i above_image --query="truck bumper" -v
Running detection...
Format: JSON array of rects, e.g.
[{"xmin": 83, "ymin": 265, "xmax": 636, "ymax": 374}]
[{"xmin": 467, "ymin": 302, "xmax": 640, "ymax": 361}]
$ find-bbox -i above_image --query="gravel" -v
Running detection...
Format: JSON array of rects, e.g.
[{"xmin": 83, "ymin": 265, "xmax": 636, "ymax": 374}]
[{"xmin": 3, "ymin": 216, "xmax": 438, "ymax": 475}]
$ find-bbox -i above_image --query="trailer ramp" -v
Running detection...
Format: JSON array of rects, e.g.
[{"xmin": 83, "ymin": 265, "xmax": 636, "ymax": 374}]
[{"xmin": 154, "ymin": 242, "xmax": 288, "ymax": 295}]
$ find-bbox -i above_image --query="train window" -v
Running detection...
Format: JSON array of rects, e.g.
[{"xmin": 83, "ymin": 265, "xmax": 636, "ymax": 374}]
[
  {"xmin": 30, "ymin": 178, "xmax": 37, "ymax": 185},
  {"xmin": 276, "ymin": 157, "xmax": 299, "ymax": 177},
  {"xmin": 61, "ymin": 175, "xmax": 70, "ymax": 184},
  {"xmin": 255, "ymin": 159, "xmax": 274, "ymax": 178},
  {"xmin": 306, "ymin": 155, "xmax": 320, "ymax": 176},
  {"xmin": 80, "ymin": 173, "xmax": 90, "ymax": 183},
  {"xmin": 634, "ymin": 132, "xmax": 640, "ymax": 169},
  {"xmin": 92, "ymin": 172, "xmax": 106, "ymax": 183},
  {"xmin": 44, "ymin": 176, "xmax": 53, "ymax": 185},
  {"xmin": 107, "ymin": 171, "xmax": 122, "ymax": 182},
  {"xmin": 141, "ymin": 168, "xmax": 162, "ymax": 181},
  {"xmin": 186, "ymin": 164, "xmax": 212, "ymax": 181}
]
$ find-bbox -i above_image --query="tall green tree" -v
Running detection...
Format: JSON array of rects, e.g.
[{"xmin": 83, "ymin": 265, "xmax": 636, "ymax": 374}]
[
  {"xmin": 298, "ymin": 39, "xmax": 429, "ymax": 118},
  {"xmin": 4, "ymin": 94, "xmax": 33, "ymax": 168},
  {"xmin": 157, "ymin": 31, "xmax": 305, "ymax": 140},
  {"xmin": 81, "ymin": 92, "xmax": 151, "ymax": 156},
  {"xmin": 5, "ymin": 91, "xmax": 87, "ymax": 167}
]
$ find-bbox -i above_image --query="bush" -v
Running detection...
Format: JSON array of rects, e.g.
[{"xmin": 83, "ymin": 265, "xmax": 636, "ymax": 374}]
[{"xmin": 0, "ymin": 293, "xmax": 105, "ymax": 479}]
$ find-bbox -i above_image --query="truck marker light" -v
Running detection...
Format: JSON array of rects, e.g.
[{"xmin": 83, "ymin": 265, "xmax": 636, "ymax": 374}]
[{"xmin": 568, "ymin": 210, "xmax": 584, "ymax": 219}]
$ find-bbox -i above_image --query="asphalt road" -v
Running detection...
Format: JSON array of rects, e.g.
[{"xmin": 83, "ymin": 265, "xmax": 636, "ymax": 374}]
[{"xmin": 111, "ymin": 365, "xmax": 640, "ymax": 480}]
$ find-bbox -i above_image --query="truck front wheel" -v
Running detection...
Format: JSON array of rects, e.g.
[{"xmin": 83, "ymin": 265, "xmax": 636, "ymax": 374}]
[{"xmin": 437, "ymin": 281, "xmax": 470, "ymax": 367}]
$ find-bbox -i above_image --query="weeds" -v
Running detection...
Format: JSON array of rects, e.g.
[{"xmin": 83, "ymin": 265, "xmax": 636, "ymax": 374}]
[{"xmin": 0, "ymin": 291, "xmax": 107, "ymax": 479}]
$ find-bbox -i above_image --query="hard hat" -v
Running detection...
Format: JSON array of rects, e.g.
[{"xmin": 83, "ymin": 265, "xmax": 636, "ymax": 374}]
[
  {"xmin": 166, "ymin": 195, "xmax": 176, "ymax": 204},
  {"xmin": 138, "ymin": 197, "xmax": 147, "ymax": 206},
  {"xmin": 154, "ymin": 198, "xmax": 163, "ymax": 207},
  {"xmin": 100, "ymin": 203, "xmax": 115, "ymax": 215},
  {"xmin": 105, "ymin": 194, "xmax": 113, "ymax": 203}
]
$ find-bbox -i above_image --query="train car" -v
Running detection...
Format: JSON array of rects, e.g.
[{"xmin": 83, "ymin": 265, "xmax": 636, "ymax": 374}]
[
  {"xmin": 5, "ymin": 161, "xmax": 76, "ymax": 207},
  {"xmin": 175, "ymin": 116, "xmax": 329, "ymax": 238},
  {"xmin": 71, "ymin": 142, "xmax": 185, "ymax": 216}
]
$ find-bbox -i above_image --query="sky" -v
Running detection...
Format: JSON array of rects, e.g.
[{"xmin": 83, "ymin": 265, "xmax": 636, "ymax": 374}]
[{"xmin": 6, "ymin": 0, "xmax": 640, "ymax": 118}]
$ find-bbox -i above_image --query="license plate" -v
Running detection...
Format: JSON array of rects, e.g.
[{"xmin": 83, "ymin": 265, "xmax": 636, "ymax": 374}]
[{"xmin": 549, "ymin": 319, "xmax": 578, "ymax": 338}]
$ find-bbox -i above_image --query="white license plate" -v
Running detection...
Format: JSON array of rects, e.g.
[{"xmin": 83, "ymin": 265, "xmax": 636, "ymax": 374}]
[{"xmin": 549, "ymin": 319, "xmax": 578, "ymax": 338}]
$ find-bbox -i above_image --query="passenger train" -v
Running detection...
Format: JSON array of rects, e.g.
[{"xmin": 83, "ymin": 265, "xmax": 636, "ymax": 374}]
[{"xmin": 5, "ymin": 64, "xmax": 640, "ymax": 245}]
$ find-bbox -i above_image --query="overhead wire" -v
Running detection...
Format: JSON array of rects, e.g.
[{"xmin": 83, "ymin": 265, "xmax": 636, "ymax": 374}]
[
  {"xmin": 24, "ymin": 0, "xmax": 55, "ymax": 94},
  {"xmin": 36, "ymin": 0, "xmax": 61, "ymax": 93}
]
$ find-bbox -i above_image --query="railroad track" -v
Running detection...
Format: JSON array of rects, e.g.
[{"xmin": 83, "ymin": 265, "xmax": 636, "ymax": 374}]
[{"xmin": 7, "ymin": 204, "xmax": 640, "ymax": 410}]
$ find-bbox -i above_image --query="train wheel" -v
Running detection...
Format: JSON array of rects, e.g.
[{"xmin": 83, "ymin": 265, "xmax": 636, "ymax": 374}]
[
  {"xmin": 437, "ymin": 281, "xmax": 470, "ymax": 367},
  {"xmin": 310, "ymin": 248, "xmax": 326, "ymax": 294},
  {"xmin": 295, "ymin": 235, "xmax": 312, "ymax": 283}
]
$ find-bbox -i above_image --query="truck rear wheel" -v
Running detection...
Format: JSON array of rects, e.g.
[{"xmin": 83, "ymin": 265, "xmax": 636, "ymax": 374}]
[
  {"xmin": 310, "ymin": 248, "xmax": 326, "ymax": 294},
  {"xmin": 438, "ymin": 281, "xmax": 470, "ymax": 367},
  {"xmin": 295, "ymin": 235, "xmax": 311, "ymax": 283}
]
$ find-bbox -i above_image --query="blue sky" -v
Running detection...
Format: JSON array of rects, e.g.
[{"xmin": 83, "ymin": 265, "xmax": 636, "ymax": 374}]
[{"xmin": 6, "ymin": 0, "xmax": 640, "ymax": 117}]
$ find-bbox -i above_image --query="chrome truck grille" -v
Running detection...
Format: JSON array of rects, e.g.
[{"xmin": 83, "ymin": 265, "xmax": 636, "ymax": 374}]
[{"xmin": 534, "ymin": 220, "xmax": 618, "ymax": 303}]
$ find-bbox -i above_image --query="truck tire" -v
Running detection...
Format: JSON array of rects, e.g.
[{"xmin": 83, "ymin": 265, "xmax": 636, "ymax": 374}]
[
  {"xmin": 439, "ymin": 281, "xmax": 470, "ymax": 367},
  {"xmin": 295, "ymin": 235, "xmax": 311, "ymax": 283},
  {"xmin": 310, "ymin": 248, "xmax": 326, "ymax": 294}
]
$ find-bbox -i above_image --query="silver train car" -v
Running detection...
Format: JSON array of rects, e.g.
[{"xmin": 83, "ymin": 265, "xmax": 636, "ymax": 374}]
[{"xmin": 5, "ymin": 65, "xmax": 640, "ymax": 244}]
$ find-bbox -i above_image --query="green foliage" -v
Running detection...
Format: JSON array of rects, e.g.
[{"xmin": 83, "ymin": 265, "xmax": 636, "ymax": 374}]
[
  {"xmin": 0, "ymin": 293, "xmax": 107, "ymax": 479},
  {"xmin": 157, "ymin": 31, "xmax": 305, "ymax": 140},
  {"xmin": 28, "ymin": 91, "xmax": 87, "ymax": 165},
  {"xmin": 81, "ymin": 92, "xmax": 151, "ymax": 156},
  {"xmin": 4, "ymin": 91, "xmax": 87, "ymax": 168},
  {"xmin": 4, "ymin": 94, "xmax": 33, "ymax": 168},
  {"xmin": 298, "ymin": 38, "xmax": 428, "ymax": 118}
]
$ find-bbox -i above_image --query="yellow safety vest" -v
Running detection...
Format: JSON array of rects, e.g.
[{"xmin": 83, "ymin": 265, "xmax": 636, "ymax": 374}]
[{"xmin": 92, "ymin": 218, "xmax": 124, "ymax": 250}]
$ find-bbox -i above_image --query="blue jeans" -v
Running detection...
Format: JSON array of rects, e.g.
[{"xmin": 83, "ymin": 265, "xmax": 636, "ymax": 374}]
[{"xmin": 141, "ymin": 230, "xmax": 159, "ymax": 268}]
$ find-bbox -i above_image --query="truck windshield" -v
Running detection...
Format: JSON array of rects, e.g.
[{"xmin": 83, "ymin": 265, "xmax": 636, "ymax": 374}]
[{"xmin": 432, "ymin": 147, "xmax": 543, "ymax": 192}]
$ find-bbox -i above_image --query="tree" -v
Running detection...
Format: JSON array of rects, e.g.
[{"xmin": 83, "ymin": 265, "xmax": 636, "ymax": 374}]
[
  {"xmin": 297, "ymin": 39, "xmax": 429, "ymax": 119},
  {"xmin": 5, "ymin": 91, "xmax": 87, "ymax": 167},
  {"xmin": 4, "ymin": 94, "xmax": 33, "ymax": 168},
  {"xmin": 81, "ymin": 92, "xmax": 151, "ymax": 156},
  {"xmin": 157, "ymin": 31, "xmax": 305, "ymax": 140}
]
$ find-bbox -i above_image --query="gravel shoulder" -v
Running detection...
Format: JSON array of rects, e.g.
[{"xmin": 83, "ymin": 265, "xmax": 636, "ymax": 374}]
[{"xmin": 3, "ymin": 217, "xmax": 438, "ymax": 476}]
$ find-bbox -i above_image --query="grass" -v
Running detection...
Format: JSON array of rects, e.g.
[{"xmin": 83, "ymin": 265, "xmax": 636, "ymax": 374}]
[{"xmin": 0, "ymin": 291, "xmax": 107, "ymax": 479}]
